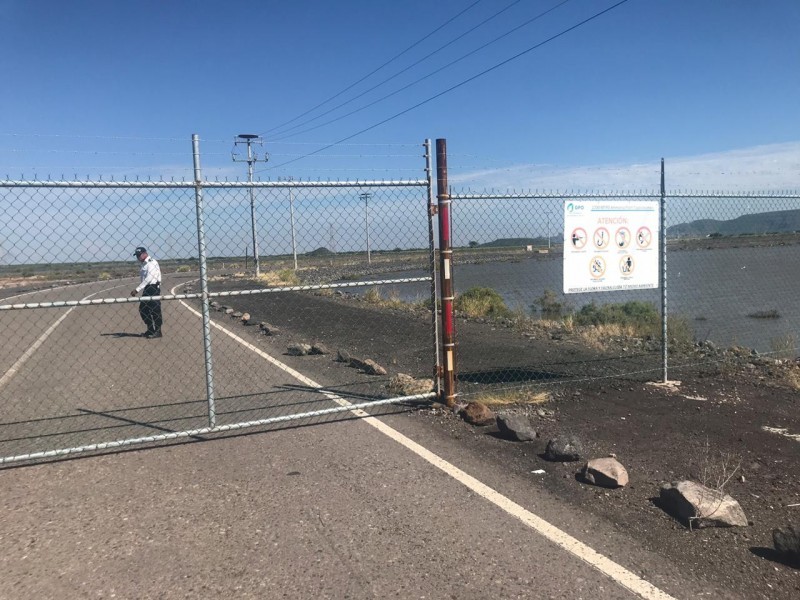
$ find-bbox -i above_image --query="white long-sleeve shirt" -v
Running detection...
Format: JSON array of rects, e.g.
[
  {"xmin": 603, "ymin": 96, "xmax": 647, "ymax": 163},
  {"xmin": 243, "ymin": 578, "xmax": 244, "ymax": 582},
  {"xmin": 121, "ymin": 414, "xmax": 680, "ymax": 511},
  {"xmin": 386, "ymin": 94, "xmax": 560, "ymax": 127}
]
[{"xmin": 136, "ymin": 256, "xmax": 162, "ymax": 293}]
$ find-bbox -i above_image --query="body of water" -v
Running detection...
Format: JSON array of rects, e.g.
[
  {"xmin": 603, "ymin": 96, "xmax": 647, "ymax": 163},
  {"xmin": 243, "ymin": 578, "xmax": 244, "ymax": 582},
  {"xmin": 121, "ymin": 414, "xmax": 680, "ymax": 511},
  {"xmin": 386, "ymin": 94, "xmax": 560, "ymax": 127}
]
[{"xmin": 349, "ymin": 245, "xmax": 800, "ymax": 354}]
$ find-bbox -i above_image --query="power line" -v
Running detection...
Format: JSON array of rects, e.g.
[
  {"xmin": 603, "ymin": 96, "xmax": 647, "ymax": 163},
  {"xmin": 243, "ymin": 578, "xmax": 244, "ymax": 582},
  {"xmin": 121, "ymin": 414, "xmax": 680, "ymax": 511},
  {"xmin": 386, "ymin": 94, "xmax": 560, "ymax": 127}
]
[
  {"xmin": 257, "ymin": 0, "xmax": 631, "ymax": 174},
  {"xmin": 0, "ymin": 148, "xmax": 228, "ymax": 156},
  {"xmin": 0, "ymin": 133, "xmax": 188, "ymax": 141},
  {"xmin": 260, "ymin": 0, "xmax": 485, "ymax": 136},
  {"xmin": 268, "ymin": 0, "xmax": 533, "ymax": 139},
  {"xmin": 270, "ymin": 0, "xmax": 572, "ymax": 142},
  {"xmin": 0, "ymin": 134, "xmax": 421, "ymax": 147}
]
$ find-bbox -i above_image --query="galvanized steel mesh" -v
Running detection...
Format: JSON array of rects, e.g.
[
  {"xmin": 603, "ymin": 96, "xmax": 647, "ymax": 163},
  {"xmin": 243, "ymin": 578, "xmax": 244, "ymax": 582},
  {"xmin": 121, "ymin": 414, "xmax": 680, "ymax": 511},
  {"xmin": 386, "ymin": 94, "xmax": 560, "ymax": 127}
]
[
  {"xmin": 0, "ymin": 153, "xmax": 438, "ymax": 464},
  {"xmin": 447, "ymin": 188, "xmax": 800, "ymax": 400},
  {"xmin": 3, "ymin": 135, "xmax": 799, "ymax": 463}
]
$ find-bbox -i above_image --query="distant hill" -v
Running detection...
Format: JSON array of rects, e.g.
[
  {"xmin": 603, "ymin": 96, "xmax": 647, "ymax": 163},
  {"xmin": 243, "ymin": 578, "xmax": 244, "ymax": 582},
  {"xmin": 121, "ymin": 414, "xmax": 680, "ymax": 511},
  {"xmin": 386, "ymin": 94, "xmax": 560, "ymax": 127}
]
[
  {"xmin": 306, "ymin": 247, "xmax": 335, "ymax": 256},
  {"xmin": 668, "ymin": 209, "xmax": 800, "ymax": 238}
]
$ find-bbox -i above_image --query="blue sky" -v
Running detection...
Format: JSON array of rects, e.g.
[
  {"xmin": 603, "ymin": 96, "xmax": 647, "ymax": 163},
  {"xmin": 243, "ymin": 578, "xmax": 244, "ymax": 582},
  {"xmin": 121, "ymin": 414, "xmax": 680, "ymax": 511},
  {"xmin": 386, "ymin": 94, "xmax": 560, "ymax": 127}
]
[{"xmin": 1, "ymin": 0, "xmax": 798, "ymax": 189}]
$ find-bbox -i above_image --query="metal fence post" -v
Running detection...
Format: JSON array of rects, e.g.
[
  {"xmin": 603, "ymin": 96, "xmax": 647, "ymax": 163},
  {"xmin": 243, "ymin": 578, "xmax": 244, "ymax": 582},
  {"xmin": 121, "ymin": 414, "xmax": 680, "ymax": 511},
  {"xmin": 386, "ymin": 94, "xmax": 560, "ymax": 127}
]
[
  {"xmin": 192, "ymin": 134, "xmax": 217, "ymax": 426},
  {"xmin": 436, "ymin": 139, "xmax": 457, "ymax": 407},
  {"xmin": 660, "ymin": 158, "xmax": 668, "ymax": 383},
  {"xmin": 424, "ymin": 139, "xmax": 442, "ymax": 398}
]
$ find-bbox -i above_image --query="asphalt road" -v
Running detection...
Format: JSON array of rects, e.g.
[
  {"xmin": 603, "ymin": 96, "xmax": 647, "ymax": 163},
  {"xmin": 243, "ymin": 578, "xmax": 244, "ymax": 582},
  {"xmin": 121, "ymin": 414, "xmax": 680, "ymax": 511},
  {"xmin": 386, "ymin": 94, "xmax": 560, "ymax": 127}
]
[{"xmin": 0, "ymin": 278, "xmax": 735, "ymax": 599}]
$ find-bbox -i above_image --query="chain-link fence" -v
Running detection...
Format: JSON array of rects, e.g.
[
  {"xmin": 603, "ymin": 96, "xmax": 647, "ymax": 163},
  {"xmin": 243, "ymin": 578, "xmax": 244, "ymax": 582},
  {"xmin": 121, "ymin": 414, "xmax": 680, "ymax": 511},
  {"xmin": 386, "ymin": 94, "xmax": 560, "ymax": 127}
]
[
  {"xmin": 0, "ymin": 137, "xmax": 438, "ymax": 465},
  {"xmin": 3, "ymin": 134, "xmax": 799, "ymax": 462},
  {"xmin": 447, "ymin": 186, "xmax": 800, "ymax": 401}
]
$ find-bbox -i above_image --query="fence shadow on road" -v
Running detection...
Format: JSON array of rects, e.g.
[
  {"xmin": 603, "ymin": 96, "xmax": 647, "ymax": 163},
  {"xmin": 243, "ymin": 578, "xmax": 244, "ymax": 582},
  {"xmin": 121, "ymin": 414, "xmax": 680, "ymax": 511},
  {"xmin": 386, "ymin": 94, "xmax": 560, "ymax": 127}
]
[
  {"xmin": 0, "ymin": 403, "xmax": 424, "ymax": 471},
  {"xmin": 0, "ymin": 380, "xmax": 431, "ymax": 470}
]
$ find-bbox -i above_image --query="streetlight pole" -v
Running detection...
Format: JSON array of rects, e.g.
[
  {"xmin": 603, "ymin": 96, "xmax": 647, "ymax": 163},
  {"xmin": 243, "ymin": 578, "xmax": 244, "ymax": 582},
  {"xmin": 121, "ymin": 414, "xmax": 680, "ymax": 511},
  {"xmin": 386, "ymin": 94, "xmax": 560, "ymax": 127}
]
[
  {"xmin": 232, "ymin": 134, "xmax": 268, "ymax": 277},
  {"xmin": 359, "ymin": 192, "xmax": 372, "ymax": 264}
]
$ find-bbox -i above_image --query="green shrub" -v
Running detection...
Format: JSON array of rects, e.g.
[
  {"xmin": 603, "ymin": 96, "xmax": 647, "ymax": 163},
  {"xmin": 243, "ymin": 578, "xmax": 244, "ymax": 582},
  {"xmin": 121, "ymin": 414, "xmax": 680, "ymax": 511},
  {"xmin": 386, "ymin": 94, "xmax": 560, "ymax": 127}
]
[
  {"xmin": 176, "ymin": 265, "xmax": 192, "ymax": 273},
  {"xmin": 98, "ymin": 272, "xmax": 112, "ymax": 281},
  {"xmin": 574, "ymin": 301, "xmax": 658, "ymax": 329},
  {"xmin": 667, "ymin": 314, "xmax": 695, "ymax": 350},
  {"xmin": 532, "ymin": 289, "xmax": 572, "ymax": 321},
  {"xmin": 455, "ymin": 287, "xmax": 509, "ymax": 318}
]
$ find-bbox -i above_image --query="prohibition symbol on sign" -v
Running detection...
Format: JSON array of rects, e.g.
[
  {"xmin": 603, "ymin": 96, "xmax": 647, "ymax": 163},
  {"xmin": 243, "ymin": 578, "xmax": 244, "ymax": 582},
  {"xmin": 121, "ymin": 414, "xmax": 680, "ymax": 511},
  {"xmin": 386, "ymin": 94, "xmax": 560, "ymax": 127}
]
[
  {"xmin": 619, "ymin": 254, "xmax": 634, "ymax": 276},
  {"xmin": 615, "ymin": 227, "xmax": 631, "ymax": 249},
  {"xmin": 570, "ymin": 227, "xmax": 587, "ymax": 249},
  {"xmin": 589, "ymin": 256, "xmax": 606, "ymax": 279},
  {"xmin": 594, "ymin": 227, "xmax": 610, "ymax": 249},
  {"xmin": 636, "ymin": 226, "xmax": 652, "ymax": 248}
]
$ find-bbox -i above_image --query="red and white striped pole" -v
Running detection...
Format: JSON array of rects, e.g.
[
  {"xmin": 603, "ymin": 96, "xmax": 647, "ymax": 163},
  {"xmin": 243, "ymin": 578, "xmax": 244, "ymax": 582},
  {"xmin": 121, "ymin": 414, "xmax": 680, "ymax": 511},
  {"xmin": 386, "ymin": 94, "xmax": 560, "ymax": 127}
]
[{"xmin": 436, "ymin": 139, "xmax": 457, "ymax": 407}]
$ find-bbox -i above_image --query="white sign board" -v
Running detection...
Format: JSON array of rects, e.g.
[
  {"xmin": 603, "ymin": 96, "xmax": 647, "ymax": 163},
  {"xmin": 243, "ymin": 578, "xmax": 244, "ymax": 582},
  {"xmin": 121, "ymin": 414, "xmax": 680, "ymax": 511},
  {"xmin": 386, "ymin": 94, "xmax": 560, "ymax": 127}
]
[{"xmin": 563, "ymin": 200, "xmax": 659, "ymax": 294}]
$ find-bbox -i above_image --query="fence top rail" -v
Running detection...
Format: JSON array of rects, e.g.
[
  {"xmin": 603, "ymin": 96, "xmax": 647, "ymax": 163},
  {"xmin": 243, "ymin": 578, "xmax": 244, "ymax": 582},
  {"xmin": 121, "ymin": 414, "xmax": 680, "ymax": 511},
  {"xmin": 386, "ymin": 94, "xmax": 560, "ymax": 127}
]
[
  {"xmin": 666, "ymin": 191, "xmax": 800, "ymax": 199},
  {"xmin": 451, "ymin": 192, "xmax": 661, "ymax": 200},
  {"xmin": 451, "ymin": 190, "xmax": 800, "ymax": 200},
  {"xmin": 0, "ymin": 179, "xmax": 428, "ymax": 189}
]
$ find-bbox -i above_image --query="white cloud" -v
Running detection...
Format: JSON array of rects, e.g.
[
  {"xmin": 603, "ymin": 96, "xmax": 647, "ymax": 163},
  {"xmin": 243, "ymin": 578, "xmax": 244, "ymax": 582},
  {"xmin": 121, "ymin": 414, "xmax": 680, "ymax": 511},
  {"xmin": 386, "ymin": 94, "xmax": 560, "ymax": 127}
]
[{"xmin": 452, "ymin": 142, "xmax": 800, "ymax": 193}]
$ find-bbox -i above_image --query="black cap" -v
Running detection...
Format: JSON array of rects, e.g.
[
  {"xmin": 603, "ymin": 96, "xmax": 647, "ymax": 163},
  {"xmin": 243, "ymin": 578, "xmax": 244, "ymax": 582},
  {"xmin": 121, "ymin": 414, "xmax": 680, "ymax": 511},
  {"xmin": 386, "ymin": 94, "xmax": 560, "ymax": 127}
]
[{"xmin": 134, "ymin": 246, "xmax": 147, "ymax": 257}]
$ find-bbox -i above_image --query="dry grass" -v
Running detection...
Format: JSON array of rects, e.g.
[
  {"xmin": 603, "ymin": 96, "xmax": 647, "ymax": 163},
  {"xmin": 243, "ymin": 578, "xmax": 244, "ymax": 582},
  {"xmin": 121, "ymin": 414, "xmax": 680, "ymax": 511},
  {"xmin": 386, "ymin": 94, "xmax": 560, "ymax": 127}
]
[
  {"xmin": 363, "ymin": 286, "xmax": 406, "ymax": 309},
  {"xmin": 578, "ymin": 323, "xmax": 641, "ymax": 349},
  {"xmin": 770, "ymin": 333, "xmax": 796, "ymax": 360},
  {"xmin": 472, "ymin": 388, "xmax": 551, "ymax": 407},
  {"xmin": 0, "ymin": 275, "xmax": 46, "ymax": 289},
  {"xmin": 315, "ymin": 287, "xmax": 335, "ymax": 297},
  {"xmin": 255, "ymin": 269, "xmax": 300, "ymax": 287},
  {"xmin": 782, "ymin": 365, "xmax": 800, "ymax": 390}
]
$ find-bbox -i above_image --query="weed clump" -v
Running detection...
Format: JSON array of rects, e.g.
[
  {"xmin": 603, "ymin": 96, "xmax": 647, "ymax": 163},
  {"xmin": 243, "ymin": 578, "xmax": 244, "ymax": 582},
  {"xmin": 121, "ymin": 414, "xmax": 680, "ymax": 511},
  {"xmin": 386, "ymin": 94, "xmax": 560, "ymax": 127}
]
[
  {"xmin": 455, "ymin": 287, "xmax": 509, "ymax": 318},
  {"xmin": 770, "ymin": 334, "xmax": 796, "ymax": 360},
  {"xmin": 574, "ymin": 300, "xmax": 658, "ymax": 329},
  {"xmin": 532, "ymin": 289, "xmax": 572, "ymax": 321},
  {"xmin": 256, "ymin": 269, "xmax": 300, "ymax": 286}
]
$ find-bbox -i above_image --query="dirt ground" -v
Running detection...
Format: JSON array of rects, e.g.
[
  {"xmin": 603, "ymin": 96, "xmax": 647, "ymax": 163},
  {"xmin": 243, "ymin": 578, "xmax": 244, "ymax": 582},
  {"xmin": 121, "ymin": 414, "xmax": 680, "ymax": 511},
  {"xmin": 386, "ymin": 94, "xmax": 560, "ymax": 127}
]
[{"xmin": 204, "ymin": 275, "xmax": 800, "ymax": 600}]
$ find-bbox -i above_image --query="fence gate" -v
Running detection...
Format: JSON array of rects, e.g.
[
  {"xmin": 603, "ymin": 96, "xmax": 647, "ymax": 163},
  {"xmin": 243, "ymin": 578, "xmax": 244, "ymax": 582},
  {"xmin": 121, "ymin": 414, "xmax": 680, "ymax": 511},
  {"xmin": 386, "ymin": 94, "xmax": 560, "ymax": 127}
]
[{"xmin": 0, "ymin": 137, "xmax": 440, "ymax": 465}]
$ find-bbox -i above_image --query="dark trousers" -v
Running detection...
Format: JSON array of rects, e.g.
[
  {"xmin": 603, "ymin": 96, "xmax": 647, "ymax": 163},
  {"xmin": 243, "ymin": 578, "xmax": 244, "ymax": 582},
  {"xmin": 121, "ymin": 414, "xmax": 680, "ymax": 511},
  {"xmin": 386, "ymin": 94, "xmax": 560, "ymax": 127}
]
[{"xmin": 139, "ymin": 284, "xmax": 163, "ymax": 334}]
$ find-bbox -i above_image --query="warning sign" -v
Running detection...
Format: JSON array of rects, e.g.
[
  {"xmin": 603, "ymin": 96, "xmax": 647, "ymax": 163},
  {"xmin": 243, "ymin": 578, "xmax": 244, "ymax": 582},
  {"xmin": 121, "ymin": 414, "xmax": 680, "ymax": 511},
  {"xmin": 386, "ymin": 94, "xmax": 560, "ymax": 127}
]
[{"xmin": 563, "ymin": 201, "xmax": 659, "ymax": 294}]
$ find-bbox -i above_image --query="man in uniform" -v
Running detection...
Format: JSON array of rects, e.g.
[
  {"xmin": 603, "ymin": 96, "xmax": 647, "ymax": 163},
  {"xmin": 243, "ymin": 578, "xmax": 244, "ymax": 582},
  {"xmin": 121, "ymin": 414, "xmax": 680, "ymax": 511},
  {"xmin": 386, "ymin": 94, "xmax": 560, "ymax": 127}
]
[{"xmin": 131, "ymin": 246, "xmax": 163, "ymax": 338}]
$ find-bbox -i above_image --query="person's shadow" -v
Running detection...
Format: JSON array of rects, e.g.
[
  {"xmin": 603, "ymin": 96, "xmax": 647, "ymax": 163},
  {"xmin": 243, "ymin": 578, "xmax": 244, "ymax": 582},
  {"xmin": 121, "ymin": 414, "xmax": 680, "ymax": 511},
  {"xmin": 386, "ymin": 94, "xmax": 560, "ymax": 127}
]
[
  {"xmin": 749, "ymin": 547, "xmax": 799, "ymax": 569},
  {"xmin": 101, "ymin": 332, "xmax": 144, "ymax": 338}
]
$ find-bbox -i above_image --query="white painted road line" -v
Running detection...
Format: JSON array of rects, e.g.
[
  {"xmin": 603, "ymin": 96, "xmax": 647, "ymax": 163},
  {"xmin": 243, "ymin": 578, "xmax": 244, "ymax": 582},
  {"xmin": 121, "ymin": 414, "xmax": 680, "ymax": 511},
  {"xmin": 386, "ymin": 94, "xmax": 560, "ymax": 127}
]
[
  {"xmin": 0, "ymin": 284, "xmax": 129, "ymax": 392},
  {"xmin": 179, "ymin": 296, "xmax": 676, "ymax": 600}
]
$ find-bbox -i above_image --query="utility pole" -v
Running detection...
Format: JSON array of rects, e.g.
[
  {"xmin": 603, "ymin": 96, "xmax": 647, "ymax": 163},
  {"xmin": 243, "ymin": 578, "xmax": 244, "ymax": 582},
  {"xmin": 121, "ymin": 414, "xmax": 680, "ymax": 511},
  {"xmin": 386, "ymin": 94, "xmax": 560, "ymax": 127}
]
[
  {"xmin": 359, "ymin": 192, "xmax": 372, "ymax": 264},
  {"xmin": 232, "ymin": 134, "xmax": 268, "ymax": 276}
]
